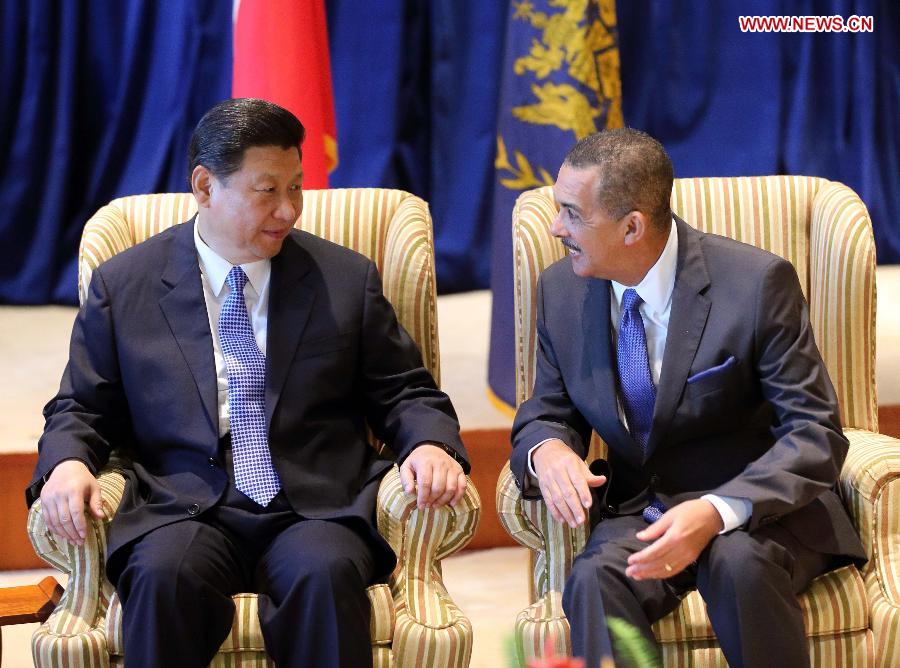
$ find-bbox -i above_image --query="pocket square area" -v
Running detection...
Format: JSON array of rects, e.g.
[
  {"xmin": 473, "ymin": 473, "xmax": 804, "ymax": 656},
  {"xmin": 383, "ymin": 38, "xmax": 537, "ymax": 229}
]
[{"xmin": 687, "ymin": 355, "xmax": 737, "ymax": 384}]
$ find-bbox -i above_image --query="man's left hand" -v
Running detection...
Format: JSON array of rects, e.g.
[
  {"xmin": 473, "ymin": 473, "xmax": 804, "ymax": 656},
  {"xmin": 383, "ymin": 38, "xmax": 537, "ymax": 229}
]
[
  {"xmin": 399, "ymin": 444, "xmax": 467, "ymax": 509},
  {"xmin": 625, "ymin": 499, "xmax": 723, "ymax": 580}
]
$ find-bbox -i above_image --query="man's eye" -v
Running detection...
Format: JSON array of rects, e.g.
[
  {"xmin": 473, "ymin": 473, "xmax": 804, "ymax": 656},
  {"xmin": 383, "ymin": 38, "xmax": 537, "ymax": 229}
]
[{"xmin": 290, "ymin": 184, "xmax": 302, "ymax": 192}]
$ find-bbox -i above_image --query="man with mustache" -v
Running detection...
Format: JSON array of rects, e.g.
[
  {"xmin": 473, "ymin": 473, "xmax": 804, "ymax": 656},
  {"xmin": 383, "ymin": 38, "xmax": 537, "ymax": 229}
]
[{"xmin": 509, "ymin": 128, "xmax": 865, "ymax": 667}]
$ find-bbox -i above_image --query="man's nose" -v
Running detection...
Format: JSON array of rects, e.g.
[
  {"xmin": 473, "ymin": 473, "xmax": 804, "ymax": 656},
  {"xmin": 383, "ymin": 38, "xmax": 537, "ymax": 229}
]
[
  {"xmin": 275, "ymin": 194, "xmax": 299, "ymax": 222},
  {"xmin": 550, "ymin": 211, "xmax": 566, "ymax": 237}
]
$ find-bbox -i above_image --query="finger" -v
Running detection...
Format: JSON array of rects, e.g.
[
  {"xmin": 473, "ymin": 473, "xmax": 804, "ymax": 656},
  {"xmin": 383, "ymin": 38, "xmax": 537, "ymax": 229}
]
[
  {"xmin": 586, "ymin": 474, "xmax": 607, "ymax": 488},
  {"xmin": 56, "ymin": 500, "xmax": 80, "ymax": 544},
  {"xmin": 69, "ymin": 495, "xmax": 88, "ymax": 541},
  {"xmin": 43, "ymin": 496, "xmax": 63, "ymax": 539},
  {"xmin": 537, "ymin": 477, "xmax": 562, "ymax": 523},
  {"xmin": 547, "ymin": 477, "xmax": 578, "ymax": 527},
  {"xmin": 427, "ymin": 463, "xmax": 449, "ymax": 508},
  {"xmin": 635, "ymin": 514, "xmax": 671, "ymax": 542},
  {"xmin": 399, "ymin": 461, "xmax": 416, "ymax": 496},
  {"xmin": 89, "ymin": 483, "xmax": 104, "ymax": 519},
  {"xmin": 432, "ymin": 468, "xmax": 457, "ymax": 508},
  {"xmin": 450, "ymin": 472, "xmax": 467, "ymax": 507},
  {"xmin": 566, "ymin": 462, "xmax": 594, "ymax": 509},
  {"xmin": 559, "ymin": 470, "xmax": 588, "ymax": 526},
  {"xmin": 416, "ymin": 465, "xmax": 433, "ymax": 509}
]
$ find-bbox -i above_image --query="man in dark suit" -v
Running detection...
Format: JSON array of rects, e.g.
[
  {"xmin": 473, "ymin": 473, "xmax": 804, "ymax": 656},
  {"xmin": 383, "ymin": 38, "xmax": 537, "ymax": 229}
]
[
  {"xmin": 28, "ymin": 98, "xmax": 469, "ymax": 668},
  {"xmin": 510, "ymin": 128, "xmax": 865, "ymax": 667}
]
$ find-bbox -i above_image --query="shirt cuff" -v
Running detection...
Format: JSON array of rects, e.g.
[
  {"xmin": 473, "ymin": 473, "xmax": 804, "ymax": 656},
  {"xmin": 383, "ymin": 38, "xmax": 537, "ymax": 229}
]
[{"xmin": 702, "ymin": 494, "xmax": 751, "ymax": 533}]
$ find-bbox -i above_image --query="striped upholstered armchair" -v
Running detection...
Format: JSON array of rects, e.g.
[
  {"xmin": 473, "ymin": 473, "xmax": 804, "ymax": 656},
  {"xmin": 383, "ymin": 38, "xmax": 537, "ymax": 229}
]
[
  {"xmin": 27, "ymin": 189, "xmax": 480, "ymax": 667},
  {"xmin": 496, "ymin": 177, "xmax": 900, "ymax": 666}
]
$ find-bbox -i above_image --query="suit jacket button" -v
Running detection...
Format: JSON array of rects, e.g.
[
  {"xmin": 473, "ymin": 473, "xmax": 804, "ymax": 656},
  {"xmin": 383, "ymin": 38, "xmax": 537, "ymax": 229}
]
[
  {"xmin": 187, "ymin": 504, "xmax": 200, "ymax": 516},
  {"xmin": 208, "ymin": 458, "xmax": 217, "ymax": 467}
]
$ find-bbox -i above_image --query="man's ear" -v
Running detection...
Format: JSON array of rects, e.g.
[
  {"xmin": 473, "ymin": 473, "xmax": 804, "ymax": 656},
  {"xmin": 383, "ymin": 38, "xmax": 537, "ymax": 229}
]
[
  {"xmin": 622, "ymin": 211, "xmax": 647, "ymax": 247},
  {"xmin": 191, "ymin": 165, "xmax": 213, "ymax": 207}
]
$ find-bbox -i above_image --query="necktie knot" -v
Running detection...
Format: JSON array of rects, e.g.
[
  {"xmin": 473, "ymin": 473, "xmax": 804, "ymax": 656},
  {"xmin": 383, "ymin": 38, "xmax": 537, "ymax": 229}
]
[
  {"xmin": 622, "ymin": 288, "xmax": 643, "ymax": 314},
  {"xmin": 226, "ymin": 266, "xmax": 248, "ymax": 294}
]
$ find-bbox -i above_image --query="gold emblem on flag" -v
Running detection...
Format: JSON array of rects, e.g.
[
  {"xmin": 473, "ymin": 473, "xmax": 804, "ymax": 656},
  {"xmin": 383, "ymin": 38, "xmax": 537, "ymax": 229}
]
[{"xmin": 497, "ymin": 0, "xmax": 623, "ymax": 191}]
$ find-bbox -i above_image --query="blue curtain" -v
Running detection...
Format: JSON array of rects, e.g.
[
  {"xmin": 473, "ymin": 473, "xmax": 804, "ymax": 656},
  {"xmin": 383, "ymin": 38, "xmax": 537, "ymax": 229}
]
[
  {"xmin": 325, "ymin": 0, "xmax": 505, "ymax": 293},
  {"xmin": 617, "ymin": 0, "xmax": 898, "ymax": 262},
  {"xmin": 0, "ymin": 0, "xmax": 232, "ymax": 304},
  {"xmin": 1, "ymin": 1, "xmax": 896, "ymax": 305}
]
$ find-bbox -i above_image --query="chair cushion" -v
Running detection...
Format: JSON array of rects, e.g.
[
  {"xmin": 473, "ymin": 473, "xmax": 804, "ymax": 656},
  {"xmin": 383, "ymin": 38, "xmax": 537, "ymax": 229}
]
[
  {"xmin": 652, "ymin": 565, "xmax": 867, "ymax": 643},
  {"xmin": 105, "ymin": 584, "xmax": 395, "ymax": 656}
]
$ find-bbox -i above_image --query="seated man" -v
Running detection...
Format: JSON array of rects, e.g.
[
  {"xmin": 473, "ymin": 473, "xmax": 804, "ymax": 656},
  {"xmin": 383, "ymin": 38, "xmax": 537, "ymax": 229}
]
[
  {"xmin": 510, "ymin": 128, "xmax": 865, "ymax": 667},
  {"xmin": 27, "ymin": 98, "xmax": 469, "ymax": 668}
]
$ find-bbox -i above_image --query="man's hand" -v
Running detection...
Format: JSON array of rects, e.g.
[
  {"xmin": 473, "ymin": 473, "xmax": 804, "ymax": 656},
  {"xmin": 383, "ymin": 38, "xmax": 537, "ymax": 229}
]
[
  {"xmin": 625, "ymin": 499, "xmax": 723, "ymax": 580},
  {"xmin": 399, "ymin": 444, "xmax": 467, "ymax": 509},
  {"xmin": 39, "ymin": 460, "xmax": 104, "ymax": 546},
  {"xmin": 532, "ymin": 439, "xmax": 606, "ymax": 528}
]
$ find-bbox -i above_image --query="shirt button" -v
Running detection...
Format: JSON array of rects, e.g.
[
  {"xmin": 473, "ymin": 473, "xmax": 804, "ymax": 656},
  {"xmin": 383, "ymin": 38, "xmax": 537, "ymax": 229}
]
[{"xmin": 187, "ymin": 504, "xmax": 200, "ymax": 516}]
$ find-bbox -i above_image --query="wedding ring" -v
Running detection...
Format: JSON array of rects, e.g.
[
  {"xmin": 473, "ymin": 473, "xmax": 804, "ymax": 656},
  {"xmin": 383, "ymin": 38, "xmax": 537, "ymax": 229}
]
[{"xmin": 664, "ymin": 563, "xmax": 673, "ymax": 573}]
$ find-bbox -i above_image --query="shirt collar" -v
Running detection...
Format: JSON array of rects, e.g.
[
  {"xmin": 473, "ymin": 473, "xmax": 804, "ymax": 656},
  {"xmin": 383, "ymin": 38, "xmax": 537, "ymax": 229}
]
[
  {"xmin": 611, "ymin": 217, "xmax": 678, "ymax": 316},
  {"xmin": 193, "ymin": 215, "xmax": 271, "ymax": 297}
]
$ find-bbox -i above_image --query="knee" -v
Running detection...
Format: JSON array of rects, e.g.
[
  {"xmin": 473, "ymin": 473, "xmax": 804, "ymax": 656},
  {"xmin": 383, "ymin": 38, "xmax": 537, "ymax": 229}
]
[
  {"xmin": 702, "ymin": 534, "xmax": 790, "ymax": 592},
  {"xmin": 564, "ymin": 552, "xmax": 621, "ymax": 609},
  {"xmin": 294, "ymin": 552, "xmax": 364, "ymax": 591},
  {"xmin": 120, "ymin": 548, "xmax": 212, "ymax": 603}
]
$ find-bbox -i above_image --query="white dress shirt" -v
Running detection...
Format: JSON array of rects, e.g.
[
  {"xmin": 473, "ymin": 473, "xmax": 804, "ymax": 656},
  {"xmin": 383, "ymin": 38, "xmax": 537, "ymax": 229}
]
[
  {"xmin": 194, "ymin": 218, "xmax": 272, "ymax": 438},
  {"xmin": 528, "ymin": 218, "xmax": 750, "ymax": 533}
]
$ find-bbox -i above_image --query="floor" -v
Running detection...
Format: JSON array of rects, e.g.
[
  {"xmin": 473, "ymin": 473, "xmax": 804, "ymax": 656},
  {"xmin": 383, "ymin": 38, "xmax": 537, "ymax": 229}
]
[{"xmin": 2, "ymin": 265, "xmax": 899, "ymax": 667}]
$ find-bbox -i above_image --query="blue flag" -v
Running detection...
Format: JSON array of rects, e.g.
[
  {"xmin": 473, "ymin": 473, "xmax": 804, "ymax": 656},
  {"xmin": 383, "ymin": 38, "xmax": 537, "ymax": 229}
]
[{"xmin": 488, "ymin": 0, "xmax": 623, "ymax": 409}]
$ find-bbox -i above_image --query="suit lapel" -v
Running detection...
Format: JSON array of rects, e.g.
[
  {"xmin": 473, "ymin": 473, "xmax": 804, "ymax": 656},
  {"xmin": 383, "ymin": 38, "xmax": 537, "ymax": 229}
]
[
  {"xmin": 646, "ymin": 216, "xmax": 711, "ymax": 458},
  {"xmin": 265, "ymin": 232, "xmax": 315, "ymax": 426},
  {"xmin": 584, "ymin": 279, "xmax": 641, "ymax": 467},
  {"xmin": 158, "ymin": 218, "xmax": 219, "ymax": 432}
]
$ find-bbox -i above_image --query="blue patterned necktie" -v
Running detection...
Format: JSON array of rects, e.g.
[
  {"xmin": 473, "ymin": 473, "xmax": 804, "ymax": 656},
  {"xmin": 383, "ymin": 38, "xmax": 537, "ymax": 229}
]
[
  {"xmin": 617, "ymin": 288, "xmax": 656, "ymax": 453},
  {"xmin": 218, "ymin": 266, "xmax": 281, "ymax": 506}
]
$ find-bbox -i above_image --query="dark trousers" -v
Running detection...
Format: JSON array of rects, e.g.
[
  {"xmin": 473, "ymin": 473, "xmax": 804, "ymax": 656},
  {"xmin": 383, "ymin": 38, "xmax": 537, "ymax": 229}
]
[
  {"xmin": 563, "ymin": 514, "xmax": 834, "ymax": 668},
  {"xmin": 115, "ymin": 444, "xmax": 376, "ymax": 668}
]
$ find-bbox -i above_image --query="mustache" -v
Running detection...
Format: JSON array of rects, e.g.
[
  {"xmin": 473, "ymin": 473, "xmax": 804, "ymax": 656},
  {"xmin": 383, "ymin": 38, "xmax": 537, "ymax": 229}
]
[{"xmin": 560, "ymin": 238, "xmax": 581, "ymax": 252}]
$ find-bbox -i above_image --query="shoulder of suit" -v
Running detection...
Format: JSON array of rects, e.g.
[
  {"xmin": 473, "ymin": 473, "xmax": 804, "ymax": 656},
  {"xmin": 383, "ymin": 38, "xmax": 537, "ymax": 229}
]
[
  {"xmin": 285, "ymin": 228, "xmax": 374, "ymax": 268},
  {"xmin": 542, "ymin": 255, "xmax": 586, "ymax": 284},
  {"xmin": 694, "ymin": 226, "xmax": 792, "ymax": 275}
]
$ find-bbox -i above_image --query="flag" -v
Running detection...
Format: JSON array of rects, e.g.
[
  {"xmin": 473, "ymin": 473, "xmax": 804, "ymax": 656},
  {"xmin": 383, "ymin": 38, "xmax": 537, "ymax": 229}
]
[
  {"xmin": 488, "ymin": 0, "xmax": 623, "ymax": 409},
  {"xmin": 232, "ymin": 0, "xmax": 337, "ymax": 188}
]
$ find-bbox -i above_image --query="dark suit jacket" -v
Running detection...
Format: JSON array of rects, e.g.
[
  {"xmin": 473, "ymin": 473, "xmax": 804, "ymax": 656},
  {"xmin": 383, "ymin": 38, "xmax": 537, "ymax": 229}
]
[
  {"xmin": 28, "ymin": 219, "xmax": 468, "ymax": 580},
  {"xmin": 511, "ymin": 216, "xmax": 864, "ymax": 563}
]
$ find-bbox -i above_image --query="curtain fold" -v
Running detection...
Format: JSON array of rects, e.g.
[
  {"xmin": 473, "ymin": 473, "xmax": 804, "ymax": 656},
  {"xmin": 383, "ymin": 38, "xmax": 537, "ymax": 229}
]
[{"xmin": 0, "ymin": 1, "xmax": 895, "ymax": 305}]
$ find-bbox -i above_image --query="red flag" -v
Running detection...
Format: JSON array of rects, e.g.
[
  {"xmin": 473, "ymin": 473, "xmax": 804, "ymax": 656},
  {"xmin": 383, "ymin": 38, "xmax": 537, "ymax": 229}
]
[{"xmin": 233, "ymin": 0, "xmax": 338, "ymax": 188}]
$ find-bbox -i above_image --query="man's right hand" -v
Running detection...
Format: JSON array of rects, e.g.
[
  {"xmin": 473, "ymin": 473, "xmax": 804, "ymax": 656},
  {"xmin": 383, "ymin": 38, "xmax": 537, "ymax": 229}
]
[
  {"xmin": 532, "ymin": 439, "xmax": 606, "ymax": 528},
  {"xmin": 40, "ymin": 460, "xmax": 104, "ymax": 546}
]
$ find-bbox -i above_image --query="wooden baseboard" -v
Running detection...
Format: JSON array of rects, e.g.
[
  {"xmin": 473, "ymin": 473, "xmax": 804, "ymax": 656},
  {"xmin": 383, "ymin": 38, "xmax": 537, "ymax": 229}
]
[
  {"xmin": 5, "ymin": 407, "xmax": 900, "ymax": 570},
  {"xmin": 0, "ymin": 453, "xmax": 44, "ymax": 570}
]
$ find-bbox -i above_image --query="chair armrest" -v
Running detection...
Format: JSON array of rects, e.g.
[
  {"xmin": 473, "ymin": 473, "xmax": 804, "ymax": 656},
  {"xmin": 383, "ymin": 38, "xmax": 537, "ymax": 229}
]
[
  {"xmin": 495, "ymin": 463, "xmax": 588, "ymax": 601},
  {"xmin": 376, "ymin": 465, "xmax": 480, "ymax": 625},
  {"xmin": 26, "ymin": 466, "xmax": 126, "ymax": 638},
  {"xmin": 840, "ymin": 429, "xmax": 900, "ymax": 605}
]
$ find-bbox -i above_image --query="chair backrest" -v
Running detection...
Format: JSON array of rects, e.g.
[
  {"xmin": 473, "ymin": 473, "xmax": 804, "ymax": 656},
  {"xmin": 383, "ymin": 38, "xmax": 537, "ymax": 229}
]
[
  {"xmin": 78, "ymin": 189, "xmax": 442, "ymax": 385},
  {"xmin": 512, "ymin": 176, "xmax": 877, "ymax": 431}
]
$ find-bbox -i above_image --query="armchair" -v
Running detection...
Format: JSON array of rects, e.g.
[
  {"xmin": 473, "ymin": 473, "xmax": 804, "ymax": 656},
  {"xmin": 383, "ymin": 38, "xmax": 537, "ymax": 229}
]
[
  {"xmin": 28, "ymin": 189, "xmax": 481, "ymax": 668},
  {"xmin": 496, "ymin": 176, "xmax": 900, "ymax": 666}
]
